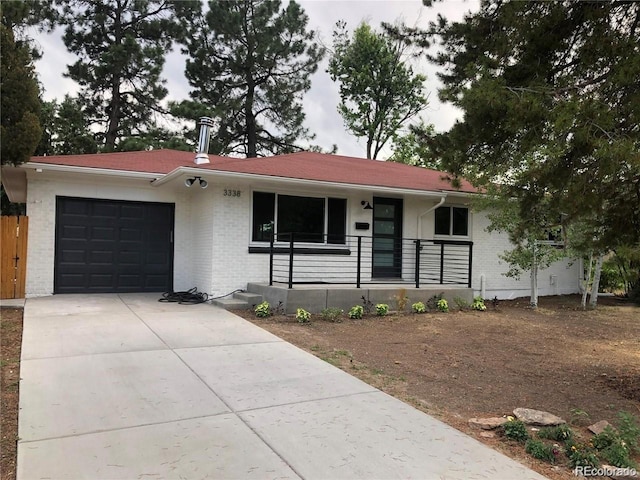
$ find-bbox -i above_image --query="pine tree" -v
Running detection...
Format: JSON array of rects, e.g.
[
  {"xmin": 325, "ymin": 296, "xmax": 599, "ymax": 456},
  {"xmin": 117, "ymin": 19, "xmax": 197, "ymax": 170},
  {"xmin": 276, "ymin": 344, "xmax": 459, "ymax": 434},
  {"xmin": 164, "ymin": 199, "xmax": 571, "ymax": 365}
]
[
  {"xmin": 328, "ymin": 21, "xmax": 426, "ymax": 159},
  {"xmin": 421, "ymin": 0, "xmax": 640, "ymax": 251},
  {"xmin": 57, "ymin": 0, "xmax": 179, "ymax": 151},
  {"xmin": 0, "ymin": 2, "xmax": 43, "ymax": 166},
  {"xmin": 175, "ymin": 0, "xmax": 324, "ymax": 158}
]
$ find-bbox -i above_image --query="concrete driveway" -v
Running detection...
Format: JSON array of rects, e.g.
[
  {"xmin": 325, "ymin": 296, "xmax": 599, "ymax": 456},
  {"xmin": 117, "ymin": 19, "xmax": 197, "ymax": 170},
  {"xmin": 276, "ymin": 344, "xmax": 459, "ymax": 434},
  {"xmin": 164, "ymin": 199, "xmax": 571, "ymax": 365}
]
[{"xmin": 18, "ymin": 294, "xmax": 547, "ymax": 479}]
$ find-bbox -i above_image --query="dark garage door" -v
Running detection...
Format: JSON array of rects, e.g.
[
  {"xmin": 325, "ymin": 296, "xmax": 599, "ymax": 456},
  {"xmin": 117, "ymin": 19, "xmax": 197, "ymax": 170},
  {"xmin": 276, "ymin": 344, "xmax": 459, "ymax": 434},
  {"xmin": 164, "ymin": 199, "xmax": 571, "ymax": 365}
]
[{"xmin": 55, "ymin": 197, "xmax": 174, "ymax": 294}]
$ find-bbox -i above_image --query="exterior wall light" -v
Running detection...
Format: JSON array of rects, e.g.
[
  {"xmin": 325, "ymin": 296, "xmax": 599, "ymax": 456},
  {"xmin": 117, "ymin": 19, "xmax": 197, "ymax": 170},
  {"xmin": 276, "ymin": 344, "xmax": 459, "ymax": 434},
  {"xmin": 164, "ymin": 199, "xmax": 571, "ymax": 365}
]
[
  {"xmin": 185, "ymin": 176, "xmax": 208, "ymax": 189},
  {"xmin": 361, "ymin": 200, "xmax": 373, "ymax": 210}
]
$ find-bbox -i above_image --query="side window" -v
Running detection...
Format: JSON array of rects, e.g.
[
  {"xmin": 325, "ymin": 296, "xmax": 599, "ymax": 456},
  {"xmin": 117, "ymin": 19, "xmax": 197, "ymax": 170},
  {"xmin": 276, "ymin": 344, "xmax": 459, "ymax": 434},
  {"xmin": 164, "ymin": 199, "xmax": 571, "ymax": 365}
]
[
  {"xmin": 252, "ymin": 192, "xmax": 275, "ymax": 241},
  {"xmin": 327, "ymin": 198, "xmax": 347, "ymax": 244},
  {"xmin": 435, "ymin": 206, "xmax": 469, "ymax": 237}
]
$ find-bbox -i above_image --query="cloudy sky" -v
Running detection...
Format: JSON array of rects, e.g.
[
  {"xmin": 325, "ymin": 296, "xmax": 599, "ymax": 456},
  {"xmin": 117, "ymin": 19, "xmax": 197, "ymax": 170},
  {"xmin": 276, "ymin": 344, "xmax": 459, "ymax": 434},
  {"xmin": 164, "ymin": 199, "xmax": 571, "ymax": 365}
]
[{"xmin": 31, "ymin": 0, "xmax": 478, "ymax": 158}]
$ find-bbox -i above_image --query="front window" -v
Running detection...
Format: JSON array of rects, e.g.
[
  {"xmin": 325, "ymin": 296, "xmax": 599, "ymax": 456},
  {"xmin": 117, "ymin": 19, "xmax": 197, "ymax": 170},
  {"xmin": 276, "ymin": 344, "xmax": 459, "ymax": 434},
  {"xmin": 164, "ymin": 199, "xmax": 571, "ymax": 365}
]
[
  {"xmin": 252, "ymin": 192, "xmax": 347, "ymax": 244},
  {"xmin": 435, "ymin": 206, "xmax": 469, "ymax": 236}
]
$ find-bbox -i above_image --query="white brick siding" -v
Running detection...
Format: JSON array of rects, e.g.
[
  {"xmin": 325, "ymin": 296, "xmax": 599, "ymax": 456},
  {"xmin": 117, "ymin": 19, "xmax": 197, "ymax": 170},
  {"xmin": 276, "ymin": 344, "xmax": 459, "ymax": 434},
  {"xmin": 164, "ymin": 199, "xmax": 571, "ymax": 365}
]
[{"xmin": 24, "ymin": 172, "xmax": 580, "ymax": 301}]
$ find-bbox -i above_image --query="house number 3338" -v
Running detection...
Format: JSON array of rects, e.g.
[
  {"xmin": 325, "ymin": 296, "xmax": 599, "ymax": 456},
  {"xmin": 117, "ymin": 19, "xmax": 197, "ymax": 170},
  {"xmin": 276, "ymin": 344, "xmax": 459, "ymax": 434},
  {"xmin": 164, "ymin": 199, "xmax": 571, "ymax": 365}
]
[{"xmin": 223, "ymin": 189, "xmax": 241, "ymax": 197}]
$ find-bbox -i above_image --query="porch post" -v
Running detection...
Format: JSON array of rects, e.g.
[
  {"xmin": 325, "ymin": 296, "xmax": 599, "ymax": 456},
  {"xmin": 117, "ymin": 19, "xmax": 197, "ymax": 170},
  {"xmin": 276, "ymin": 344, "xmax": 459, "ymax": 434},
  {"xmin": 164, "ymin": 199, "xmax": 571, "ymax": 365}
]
[
  {"xmin": 356, "ymin": 236, "xmax": 362, "ymax": 288},
  {"xmin": 288, "ymin": 233, "xmax": 294, "ymax": 289},
  {"xmin": 415, "ymin": 239, "xmax": 421, "ymax": 288},
  {"xmin": 439, "ymin": 242, "xmax": 445, "ymax": 284},
  {"xmin": 468, "ymin": 242, "xmax": 473, "ymax": 288},
  {"xmin": 269, "ymin": 233, "xmax": 274, "ymax": 286}
]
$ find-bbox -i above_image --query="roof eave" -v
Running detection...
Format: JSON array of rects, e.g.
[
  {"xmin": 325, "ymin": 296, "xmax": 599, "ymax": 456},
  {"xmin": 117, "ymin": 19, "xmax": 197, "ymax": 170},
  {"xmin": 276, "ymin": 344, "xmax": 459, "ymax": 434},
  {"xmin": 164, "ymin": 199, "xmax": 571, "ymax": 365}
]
[
  {"xmin": 152, "ymin": 166, "xmax": 468, "ymax": 197},
  {"xmin": 23, "ymin": 162, "xmax": 161, "ymax": 180}
]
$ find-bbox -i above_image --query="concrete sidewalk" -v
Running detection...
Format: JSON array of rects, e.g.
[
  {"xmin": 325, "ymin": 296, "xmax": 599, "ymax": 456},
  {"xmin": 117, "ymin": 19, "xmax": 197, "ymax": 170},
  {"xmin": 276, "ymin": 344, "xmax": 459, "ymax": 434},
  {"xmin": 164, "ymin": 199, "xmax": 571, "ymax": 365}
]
[{"xmin": 18, "ymin": 294, "xmax": 547, "ymax": 479}]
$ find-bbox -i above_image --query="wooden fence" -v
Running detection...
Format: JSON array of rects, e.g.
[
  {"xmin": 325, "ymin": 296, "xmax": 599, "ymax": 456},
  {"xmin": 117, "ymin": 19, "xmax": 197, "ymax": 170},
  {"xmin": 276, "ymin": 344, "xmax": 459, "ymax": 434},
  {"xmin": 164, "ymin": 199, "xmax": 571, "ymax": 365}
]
[{"xmin": 1, "ymin": 216, "xmax": 28, "ymax": 299}]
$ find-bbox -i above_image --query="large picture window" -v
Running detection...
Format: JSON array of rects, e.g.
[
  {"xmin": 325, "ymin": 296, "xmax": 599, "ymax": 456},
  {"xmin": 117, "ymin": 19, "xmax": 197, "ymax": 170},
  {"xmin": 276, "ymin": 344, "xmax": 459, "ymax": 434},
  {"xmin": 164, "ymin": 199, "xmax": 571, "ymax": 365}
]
[
  {"xmin": 252, "ymin": 192, "xmax": 347, "ymax": 244},
  {"xmin": 435, "ymin": 206, "xmax": 469, "ymax": 237}
]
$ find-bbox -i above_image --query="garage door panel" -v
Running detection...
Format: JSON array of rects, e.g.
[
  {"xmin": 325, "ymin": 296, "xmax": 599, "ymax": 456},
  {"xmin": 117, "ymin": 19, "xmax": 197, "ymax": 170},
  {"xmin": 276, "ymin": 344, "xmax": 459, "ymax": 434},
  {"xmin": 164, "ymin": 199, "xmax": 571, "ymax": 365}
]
[{"xmin": 55, "ymin": 197, "xmax": 174, "ymax": 293}]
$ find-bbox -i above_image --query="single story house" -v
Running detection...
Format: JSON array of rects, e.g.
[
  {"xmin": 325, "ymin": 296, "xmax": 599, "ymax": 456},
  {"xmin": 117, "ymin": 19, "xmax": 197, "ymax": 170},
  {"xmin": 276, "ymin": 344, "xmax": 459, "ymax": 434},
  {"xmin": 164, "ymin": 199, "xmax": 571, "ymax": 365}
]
[{"xmin": 1, "ymin": 148, "xmax": 581, "ymax": 310}]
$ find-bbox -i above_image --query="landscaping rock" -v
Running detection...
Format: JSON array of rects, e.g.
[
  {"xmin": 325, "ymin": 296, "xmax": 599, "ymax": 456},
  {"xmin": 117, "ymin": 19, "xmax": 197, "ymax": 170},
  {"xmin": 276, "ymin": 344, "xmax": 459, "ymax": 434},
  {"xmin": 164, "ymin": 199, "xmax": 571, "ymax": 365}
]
[
  {"xmin": 479, "ymin": 431, "xmax": 496, "ymax": 439},
  {"xmin": 468, "ymin": 417, "xmax": 508, "ymax": 430},
  {"xmin": 513, "ymin": 408, "xmax": 565, "ymax": 426},
  {"xmin": 588, "ymin": 420, "xmax": 613, "ymax": 435}
]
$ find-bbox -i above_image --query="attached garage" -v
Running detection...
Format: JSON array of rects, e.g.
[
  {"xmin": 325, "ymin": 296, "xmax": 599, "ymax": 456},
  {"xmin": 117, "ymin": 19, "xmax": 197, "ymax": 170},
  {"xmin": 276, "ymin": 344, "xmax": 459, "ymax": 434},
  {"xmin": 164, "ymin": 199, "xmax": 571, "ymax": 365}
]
[{"xmin": 54, "ymin": 197, "xmax": 174, "ymax": 294}]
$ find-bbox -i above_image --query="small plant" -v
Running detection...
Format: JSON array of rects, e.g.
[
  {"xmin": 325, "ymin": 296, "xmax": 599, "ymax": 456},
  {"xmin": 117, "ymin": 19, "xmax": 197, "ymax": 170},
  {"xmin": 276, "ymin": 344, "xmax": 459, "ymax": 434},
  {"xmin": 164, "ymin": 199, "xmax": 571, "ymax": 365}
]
[
  {"xmin": 569, "ymin": 408, "xmax": 591, "ymax": 426},
  {"xmin": 426, "ymin": 293, "xmax": 443, "ymax": 311},
  {"xmin": 566, "ymin": 441, "xmax": 600, "ymax": 469},
  {"xmin": 296, "ymin": 308, "xmax": 311, "ymax": 324},
  {"xmin": 412, "ymin": 301, "xmax": 426, "ymax": 313},
  {"xmin": 361, "ymin": 295, "xmax": 374, "ymax": 314},
  {"xmin": 617, "ymin": 411, "xmax": 640, "ymax": 454},
  {"xmin": 348, "ymin": 305, "xmax": 364, "ymax": 319},
  {"xmin": 525, "ymin": 439, "xmax": 557, "ymax": 463},
  {"xmin": 472, "ymin": 296, "xmax": 487, "ymax": 311},
  {"xmin": 592, "ymin": 426, "xmax": 637, "ymax": 468},
  {"xmin": 375, "ymin": 303, "xmax": 389, "ymax": 316},
  {"xmin": 537, "ymin": 424, "xmax": 573, "ymax": 442},
  {"xmin": 392, "ymin": 288, "xmax": 409, "ymax": 311},
  {"xmin": 502, "ymin": 418, "xmax": 529, "ymax": 442},
  {"xmin": 437, "ymin": 298, "xmax": 449, "ymax": 313},
  {"xmin": 272, "ymin": 301, "xmax": 285, "ymax": 315},
  {"xmin": 255, "ymin": 301, "xmax": 272, "ymax": 318},
  {"xmin": 453, "ymin": 296, "xmax": 471, "ymax": 310},
  {"xmin": 321, "ymin": 307, "xmax": 343, "ymax": 322}
]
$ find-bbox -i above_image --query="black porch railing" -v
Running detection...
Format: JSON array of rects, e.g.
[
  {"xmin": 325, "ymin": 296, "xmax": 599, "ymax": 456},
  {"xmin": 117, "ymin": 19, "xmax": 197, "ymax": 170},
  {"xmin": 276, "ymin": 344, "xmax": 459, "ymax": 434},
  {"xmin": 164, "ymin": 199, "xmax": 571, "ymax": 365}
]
[{"xmin": 268, "ymin": 233, "xmax": 473, "ymax": 289}]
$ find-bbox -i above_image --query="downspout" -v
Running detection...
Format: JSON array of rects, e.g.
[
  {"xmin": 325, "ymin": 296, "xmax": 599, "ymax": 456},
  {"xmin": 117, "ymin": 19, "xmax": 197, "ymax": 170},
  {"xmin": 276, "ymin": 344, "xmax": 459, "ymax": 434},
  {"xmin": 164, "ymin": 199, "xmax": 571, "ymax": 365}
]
[{"xmin": 417, "ymin": 193, "xmax": 447, "ymax": 238}]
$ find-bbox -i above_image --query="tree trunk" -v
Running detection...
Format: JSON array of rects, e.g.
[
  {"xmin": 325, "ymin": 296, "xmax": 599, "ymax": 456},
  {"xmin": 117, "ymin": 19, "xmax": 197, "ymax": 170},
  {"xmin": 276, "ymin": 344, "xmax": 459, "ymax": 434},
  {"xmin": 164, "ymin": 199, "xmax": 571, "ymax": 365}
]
[
  {"xmin": 589, "ymin": 254, "xmax": 604, "ymax": 309},
  {"xmin": 245, "ymin": 79, "xmax": 257, "ymax": 158},
  {"xmin": 530, "ymin": 244, "xmax": 538, "ymax": 308},
  {"xmin": 581, "ymin": 252, "xmax": 593, "ymax": 310}
]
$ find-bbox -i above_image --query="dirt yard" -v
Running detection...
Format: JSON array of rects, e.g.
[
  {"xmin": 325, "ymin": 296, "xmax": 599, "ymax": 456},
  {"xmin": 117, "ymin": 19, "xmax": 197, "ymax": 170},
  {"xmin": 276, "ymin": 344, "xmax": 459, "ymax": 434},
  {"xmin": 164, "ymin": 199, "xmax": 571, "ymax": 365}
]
[
  {"xmin": 1, "ymin": 308, "xmax": 23, "ymax": 480},
  {"xmin": 239, "ymin": 295, "xmax": 640, "ymax": 479}
]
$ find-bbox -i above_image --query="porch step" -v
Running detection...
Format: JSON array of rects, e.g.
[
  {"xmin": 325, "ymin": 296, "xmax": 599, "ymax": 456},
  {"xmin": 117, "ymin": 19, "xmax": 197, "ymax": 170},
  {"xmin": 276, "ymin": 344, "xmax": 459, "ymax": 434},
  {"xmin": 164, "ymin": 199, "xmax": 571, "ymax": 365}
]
[
  {"xmin": 212, "ymin": 298, "xmax": 251, "ymax": 309},
  {"xmin": 212, "ymin": 292, "xmax": 263, "ymax": 310},
  {"xmin": 233, "ymin": 292, "xmax": 263, "ymax": 306}
]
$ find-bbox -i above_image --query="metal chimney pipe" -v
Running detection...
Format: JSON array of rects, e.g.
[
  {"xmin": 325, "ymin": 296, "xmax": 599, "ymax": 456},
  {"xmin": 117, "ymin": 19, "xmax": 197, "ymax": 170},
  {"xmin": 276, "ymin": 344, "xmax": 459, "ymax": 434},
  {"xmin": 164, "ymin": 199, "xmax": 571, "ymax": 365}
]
[{"xmin": 195, "ymin": 116, "xmax": 214, "ymax": 164}]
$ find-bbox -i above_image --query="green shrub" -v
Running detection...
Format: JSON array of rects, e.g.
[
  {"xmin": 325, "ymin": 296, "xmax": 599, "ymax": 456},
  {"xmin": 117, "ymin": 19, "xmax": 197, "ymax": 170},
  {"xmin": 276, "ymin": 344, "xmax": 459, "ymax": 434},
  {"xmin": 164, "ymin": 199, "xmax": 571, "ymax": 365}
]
[
  {"xmin": 537, "ymin": 424, "xmax": 574, "ymax": 442},
  {"xmin": 255, "ymin": 301, "xmax": 272, "ymax": 318},
  {"xmin": 592, "ymin": 426, "xmax": 637, "ymax": 468},
  {"xmin": 348, "ymin": 305, "xmax": 364, "ymax": 319},
  {"xmin": 437, "ymin": 298, "xmax": 449, "ymax": 313},
  {"xmin": 426, "ymin": 293, "xmax": 443, "ymax": 311},
  {"xmin": 412, "ymin": 301, "xmax": 426, "ymax": 313},
  {"xmin": 453, "ymin": 296, "xmax": 470, "ymax": 310},
  {"xmin": 472, "ymin": 296, "xmax": 487, "ymax": 311},
  {"xmin": 296, "ymin": 308, "xmax": 311, "ymax": 324},
  {"xmin": 525, "ymin": 439, "xmax": 557, "ymax": 463},
  {"xmin": 617, "ymin": 411, "xmax": 640, "ymax": 454},
  {"xmin": 321, "ymin": 307, "xmax": 343, "ymax": 322},
  {"xmin": 502, "ymin": 418, "xmax": 529, "ymax": 442},
  {"xmin": 566, "ymin": 441, "xmax": 600, "ymax": 469},
  {"xmin": 375, "ymin": 303, "xmax": 389, "ymax": 316}
]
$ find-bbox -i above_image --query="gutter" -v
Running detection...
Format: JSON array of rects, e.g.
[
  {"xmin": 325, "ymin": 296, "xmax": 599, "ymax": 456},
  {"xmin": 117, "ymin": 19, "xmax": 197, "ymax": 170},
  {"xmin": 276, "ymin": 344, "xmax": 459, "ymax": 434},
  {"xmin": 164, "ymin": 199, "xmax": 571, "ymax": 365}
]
[
  {"xmin": 417, "ymin": 194, "xmax": 447, "ymax": 236},
  {"xmin": 23, "ymin": 162, "xmax": 160, "ymax": 180},
  {"xmin": 151, "ymin": 166, "xmax": 461, "ymax": 199}
]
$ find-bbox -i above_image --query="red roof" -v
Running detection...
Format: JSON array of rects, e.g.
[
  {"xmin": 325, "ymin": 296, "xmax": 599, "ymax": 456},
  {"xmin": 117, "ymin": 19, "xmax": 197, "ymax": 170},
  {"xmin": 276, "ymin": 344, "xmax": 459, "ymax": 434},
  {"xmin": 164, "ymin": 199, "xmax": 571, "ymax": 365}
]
[{"xmin": 29, "ymin": 149, "xmax": 478, "ymax": 194}]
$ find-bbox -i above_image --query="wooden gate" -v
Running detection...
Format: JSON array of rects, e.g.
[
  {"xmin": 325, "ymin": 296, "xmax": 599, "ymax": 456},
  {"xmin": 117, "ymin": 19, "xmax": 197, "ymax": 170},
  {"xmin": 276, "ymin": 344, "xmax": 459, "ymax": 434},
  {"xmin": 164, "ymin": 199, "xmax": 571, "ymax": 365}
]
[{"xmin": 1, "ymin": 216, "xmax": 28, "ymax": 299}]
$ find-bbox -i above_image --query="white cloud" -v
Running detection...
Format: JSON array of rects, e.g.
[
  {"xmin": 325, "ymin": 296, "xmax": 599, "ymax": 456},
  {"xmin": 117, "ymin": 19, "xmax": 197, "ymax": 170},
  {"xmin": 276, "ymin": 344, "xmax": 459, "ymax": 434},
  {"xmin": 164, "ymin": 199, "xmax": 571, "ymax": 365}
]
[{"xmin": 31, "ymin": 0, "xmax": 478, "ymax": 157}]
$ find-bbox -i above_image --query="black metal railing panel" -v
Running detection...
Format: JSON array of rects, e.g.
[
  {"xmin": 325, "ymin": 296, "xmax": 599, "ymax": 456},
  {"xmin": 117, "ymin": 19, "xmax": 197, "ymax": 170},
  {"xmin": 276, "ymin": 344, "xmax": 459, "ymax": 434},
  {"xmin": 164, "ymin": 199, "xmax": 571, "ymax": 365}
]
[{"xmin": 268, "ymin": 233, "xmax": 472, "ymax": 289}]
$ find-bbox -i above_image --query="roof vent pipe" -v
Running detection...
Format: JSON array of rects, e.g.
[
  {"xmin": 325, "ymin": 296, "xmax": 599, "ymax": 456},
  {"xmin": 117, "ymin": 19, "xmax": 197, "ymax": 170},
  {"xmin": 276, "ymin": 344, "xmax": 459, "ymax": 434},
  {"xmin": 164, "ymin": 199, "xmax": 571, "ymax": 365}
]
[{"xmin": 194, "ymin": 117, "xmax": 214, "ymax": 165}]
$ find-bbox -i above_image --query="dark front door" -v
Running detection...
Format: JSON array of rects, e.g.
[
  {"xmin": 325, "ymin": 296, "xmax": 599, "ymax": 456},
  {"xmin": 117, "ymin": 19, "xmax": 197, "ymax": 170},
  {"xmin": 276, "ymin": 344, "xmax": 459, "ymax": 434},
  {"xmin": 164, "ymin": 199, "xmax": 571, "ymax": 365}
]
[
  {"xmin": 54, "ymin": 197, "xmax": 174, "ymax": 293},
  {"xmin": 372, "ymin": 197, "xmax": 403, "ymax": 278}
]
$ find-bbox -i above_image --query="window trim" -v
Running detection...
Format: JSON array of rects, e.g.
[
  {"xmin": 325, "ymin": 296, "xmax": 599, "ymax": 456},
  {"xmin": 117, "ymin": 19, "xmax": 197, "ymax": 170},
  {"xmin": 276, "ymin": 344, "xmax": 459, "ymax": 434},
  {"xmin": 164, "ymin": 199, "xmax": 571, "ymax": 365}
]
[
  {"xmin": 433, "ymin": 205, "xmax": 471, "ymax": 239},
  {"xmin": 250, "ymin": 189, "xmax": 349, "ymax": 248}
]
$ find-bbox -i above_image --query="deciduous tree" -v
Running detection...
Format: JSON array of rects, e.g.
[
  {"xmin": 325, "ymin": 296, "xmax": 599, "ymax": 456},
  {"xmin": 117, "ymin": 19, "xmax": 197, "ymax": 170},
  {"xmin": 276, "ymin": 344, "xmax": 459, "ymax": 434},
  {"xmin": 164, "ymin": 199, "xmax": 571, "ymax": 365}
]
[{"xmin": 328, "ymin": 21, "xmax": 426, "ymax": 159}]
